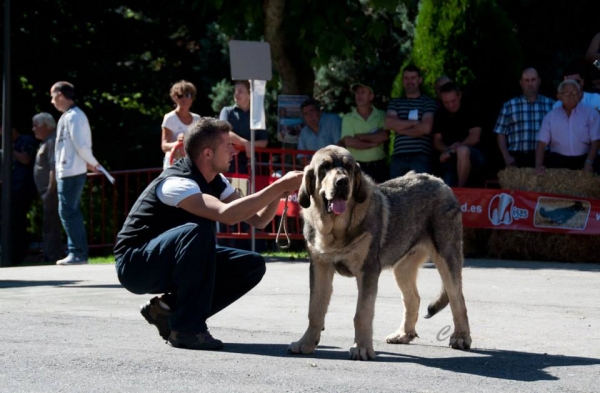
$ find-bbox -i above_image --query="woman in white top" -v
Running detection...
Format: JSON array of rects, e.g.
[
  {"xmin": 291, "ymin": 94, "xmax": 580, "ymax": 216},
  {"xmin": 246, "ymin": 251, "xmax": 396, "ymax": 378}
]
[{"xmin": 161, "ymin": 80, "xmax": 201, "ymax": 169}]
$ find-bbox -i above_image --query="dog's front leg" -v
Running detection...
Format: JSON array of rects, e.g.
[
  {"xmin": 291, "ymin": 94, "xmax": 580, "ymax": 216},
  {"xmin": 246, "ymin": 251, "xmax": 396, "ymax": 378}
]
[
  {"xmin": 350, "ymin": 268, "xmax": 379, "ymax": 360},
  {"xmin": 288, "ymin": 261, "xmax": 334, "ymax": 355}
]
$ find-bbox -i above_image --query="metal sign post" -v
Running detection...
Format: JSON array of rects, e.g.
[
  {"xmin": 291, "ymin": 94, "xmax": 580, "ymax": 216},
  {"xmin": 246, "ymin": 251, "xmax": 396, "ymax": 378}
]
[{"xmin": 228, "ymin": 40, "xmax": 272, "ymax": 252}]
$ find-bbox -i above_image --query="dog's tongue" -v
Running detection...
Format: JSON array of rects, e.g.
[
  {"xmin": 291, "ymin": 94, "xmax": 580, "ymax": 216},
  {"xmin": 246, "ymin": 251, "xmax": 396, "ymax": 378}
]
[{"xmin": 331, "ymin": 198, "xmax": 346, "ymax": 214}]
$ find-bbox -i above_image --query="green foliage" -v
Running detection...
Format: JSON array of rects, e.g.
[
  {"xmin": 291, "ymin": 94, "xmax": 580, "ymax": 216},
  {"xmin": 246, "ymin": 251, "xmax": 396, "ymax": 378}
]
[
  {"xmin": 395, "ymin": 0, "xmax": 522, "ymax": 101},
  {"xmin": 209, "ymin": 79, "xmax": 235, "ymax": 115}
]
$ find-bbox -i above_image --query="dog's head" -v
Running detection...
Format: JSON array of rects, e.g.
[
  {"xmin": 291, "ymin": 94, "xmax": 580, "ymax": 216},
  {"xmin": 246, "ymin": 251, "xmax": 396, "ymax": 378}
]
[{"xmin": 298, "ymin": 145, "xmax": 368, "ymax": 214}]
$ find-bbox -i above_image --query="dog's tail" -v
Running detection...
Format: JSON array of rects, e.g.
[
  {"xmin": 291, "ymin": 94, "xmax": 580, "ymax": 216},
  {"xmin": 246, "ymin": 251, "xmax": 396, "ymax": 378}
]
[{"xmin": 424, "ymin": 286, "xmax": 449, "ymax": 319}]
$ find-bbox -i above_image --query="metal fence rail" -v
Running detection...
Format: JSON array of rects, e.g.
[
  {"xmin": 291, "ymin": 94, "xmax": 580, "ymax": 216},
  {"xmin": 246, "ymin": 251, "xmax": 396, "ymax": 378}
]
[{"xmin": 84, "ymin": 148, "xmax": 313, "ymax": 250}]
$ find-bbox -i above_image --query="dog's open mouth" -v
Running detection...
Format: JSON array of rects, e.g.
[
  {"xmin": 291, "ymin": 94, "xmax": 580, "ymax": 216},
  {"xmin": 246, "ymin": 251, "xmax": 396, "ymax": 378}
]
[{"xmin": 325, "ymin": 196, "xmax": 347, "ymax": 215}]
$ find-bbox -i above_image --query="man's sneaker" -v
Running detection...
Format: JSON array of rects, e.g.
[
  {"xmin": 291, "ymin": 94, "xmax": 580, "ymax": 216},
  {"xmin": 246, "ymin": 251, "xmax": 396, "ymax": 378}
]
[
  {"xmin": 140, "ymin": 297, "xmax": 171, "ymax": 341},
  {"xmin": 168, "ymin": 330, "xmax": 224, "ymax": 350},
  {"xmin": 56, "ymin": 254, "xmax": 88, "ymax": 265}
]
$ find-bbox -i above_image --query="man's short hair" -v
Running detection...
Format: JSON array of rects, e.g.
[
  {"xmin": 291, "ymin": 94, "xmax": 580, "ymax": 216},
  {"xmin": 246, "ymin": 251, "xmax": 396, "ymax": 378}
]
[
  {"xmin": 32, "ymin": 112, "xmax": 56, "ymax": 131},
  {"xmin": 300, "ymin": 98, "xmax": 320, "ymax": 112},
  {"xmin": 184, "ymin": 117, "xmax": 232, "ymax": 160},
  {"xmin": 402, "ymin": 64, "xmax": 422, "ymax": 77},
  {"xmin": 439, "ymin": 81, "xmax": 461, "ymax": 95},
  {"xmin": 51, "ymin": 81, "xmax": 76, "ymax": 100},
  {"xmin": 234, "ymin": 80, "xmax": 251, "ymax": 91}
]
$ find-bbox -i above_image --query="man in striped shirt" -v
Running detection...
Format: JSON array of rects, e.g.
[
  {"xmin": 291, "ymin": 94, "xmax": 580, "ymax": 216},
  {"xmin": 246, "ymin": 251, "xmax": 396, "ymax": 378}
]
[
  {"xmin": 384, "ymin": 65, "xmax": 438, "ymax": 179},
  {"xmin": 494, "ymin": 68, "xmax": 554, "ymax": 168}
]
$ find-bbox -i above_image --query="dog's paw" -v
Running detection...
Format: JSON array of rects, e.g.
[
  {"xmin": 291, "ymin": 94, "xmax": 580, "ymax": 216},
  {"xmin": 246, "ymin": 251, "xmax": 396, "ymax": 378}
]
[
  {"xmin": 385, "ymin": 330, "xmax": 419, "ymax": 344},
  {"xmin": 449, "ymin": 332, "xmax": 472, "ymax": 350},
  {"xmin": 349, "ymin": 345, "xmax": 376, "ymax": 360},
  {"xmin": 287, "ymin": 340, "xmax": 317, "ymax": 355}
]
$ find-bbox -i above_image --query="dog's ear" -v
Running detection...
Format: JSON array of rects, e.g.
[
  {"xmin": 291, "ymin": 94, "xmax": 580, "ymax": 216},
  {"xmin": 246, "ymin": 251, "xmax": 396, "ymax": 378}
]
[
  {"xmin": 298, "ymin": 165, "xmax": 315, "ymax": 208},
  {"xmin": 353, "ymin": 162, "xmax": 368, "ymax": 204}
]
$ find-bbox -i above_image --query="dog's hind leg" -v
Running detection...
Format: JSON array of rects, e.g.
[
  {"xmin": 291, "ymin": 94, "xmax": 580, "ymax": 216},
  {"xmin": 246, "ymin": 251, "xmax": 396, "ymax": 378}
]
[
  {"xmin": 386, "ymin": 247, "xmax": 429, "ymax": 345},
  {"xmin": 432, "ymin": 249, "xmax": 472, "ymax": 351},
  {"xmin": 288, "ymin": 260, "xmax": 335, "ymax": 355}
]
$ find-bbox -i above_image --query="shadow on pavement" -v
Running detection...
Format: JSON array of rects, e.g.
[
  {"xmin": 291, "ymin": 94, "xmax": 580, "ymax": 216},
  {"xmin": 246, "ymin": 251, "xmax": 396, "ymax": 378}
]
[
  {"xmin": 222, "ymin": 343, "xmax": 600, "ymax": 381},
  {"xmin": 0, "ymin": 280, "xmax": 82, "ymax": 288}
]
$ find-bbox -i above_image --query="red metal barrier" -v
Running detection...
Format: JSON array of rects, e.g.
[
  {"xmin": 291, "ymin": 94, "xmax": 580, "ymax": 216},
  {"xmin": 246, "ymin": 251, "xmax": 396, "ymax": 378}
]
[{"xmin": 84, "ymin": 148, "xmax": 314, "ymax": 250}]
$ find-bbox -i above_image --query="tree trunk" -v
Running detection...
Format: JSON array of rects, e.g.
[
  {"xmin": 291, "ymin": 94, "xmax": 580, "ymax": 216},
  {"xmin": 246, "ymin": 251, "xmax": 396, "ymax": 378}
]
[{"xmin": 263, "ymin": 0, "xmax": 315, "ymax": 95}]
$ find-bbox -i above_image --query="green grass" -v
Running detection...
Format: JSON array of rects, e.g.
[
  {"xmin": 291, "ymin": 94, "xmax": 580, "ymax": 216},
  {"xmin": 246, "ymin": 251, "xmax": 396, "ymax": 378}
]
[
  {"xmin": 89, "ymin": 255, "xmax": 116, "ymax": 264},
  {"xmin": 262, "ymin": 250, "xmax": 308, "ymax": 260}
]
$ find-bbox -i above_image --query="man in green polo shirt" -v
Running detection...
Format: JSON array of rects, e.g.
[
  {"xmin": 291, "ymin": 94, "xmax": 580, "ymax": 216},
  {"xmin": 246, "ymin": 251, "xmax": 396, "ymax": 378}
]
[{"xmin": 340, "ymin": 83, "xmax": 388, "ymax": 183}]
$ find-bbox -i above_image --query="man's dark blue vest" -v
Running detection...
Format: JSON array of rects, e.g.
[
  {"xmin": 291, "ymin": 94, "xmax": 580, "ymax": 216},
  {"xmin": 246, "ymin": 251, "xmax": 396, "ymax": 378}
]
[{"xmin": 114, "ymin": 156, "xmax": 228, "ymax": 257}]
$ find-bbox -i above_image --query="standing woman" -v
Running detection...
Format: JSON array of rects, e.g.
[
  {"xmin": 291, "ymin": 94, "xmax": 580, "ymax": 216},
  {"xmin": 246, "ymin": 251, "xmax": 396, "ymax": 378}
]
[{"xmin": 161, "ymin": 80, "xmax": 201, "ymax": 169}]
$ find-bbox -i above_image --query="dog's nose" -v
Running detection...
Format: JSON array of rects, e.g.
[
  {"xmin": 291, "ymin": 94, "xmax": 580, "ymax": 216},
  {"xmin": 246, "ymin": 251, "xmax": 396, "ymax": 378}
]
[{"xmin": 336, "ymin": 177, "xmax": 349, "ymax": 188}]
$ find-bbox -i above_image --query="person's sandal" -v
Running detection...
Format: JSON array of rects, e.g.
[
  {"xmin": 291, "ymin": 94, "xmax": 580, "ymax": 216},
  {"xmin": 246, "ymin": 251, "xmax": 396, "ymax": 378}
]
[
  {"xmin": 140, "ymin": 296, "xmax": 171, "ymax": 341},
  {"xmin": 168, "ymin": 330, "xmax": 224, "ymax": 350}
]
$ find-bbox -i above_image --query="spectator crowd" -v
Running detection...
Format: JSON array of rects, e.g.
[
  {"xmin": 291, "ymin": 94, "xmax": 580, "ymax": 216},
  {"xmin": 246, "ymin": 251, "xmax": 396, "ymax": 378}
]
[{"xmin": 4, "ymin": 33, "xmax": 600, "ymax": 265}]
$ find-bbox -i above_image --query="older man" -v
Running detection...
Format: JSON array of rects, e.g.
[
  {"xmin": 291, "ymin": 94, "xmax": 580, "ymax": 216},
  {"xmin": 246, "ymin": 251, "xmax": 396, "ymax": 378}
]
[
  {"xmin": 535, "ymin": 80, "xmax": 600, "ymax": 175},
  {"xmin": 340, "ymin": 83, "xmax": 387, "ymax": 183},
  {"xmin": 32, "ymin": 113, "xmax": 64, "ymax": 263},
  {"xmin": 297, "ymin": 98, "xmax": 341, "ymax": 157},
  {"xmin": 494, "ymin": 68, "xmax": 554, "ymax": 168}
]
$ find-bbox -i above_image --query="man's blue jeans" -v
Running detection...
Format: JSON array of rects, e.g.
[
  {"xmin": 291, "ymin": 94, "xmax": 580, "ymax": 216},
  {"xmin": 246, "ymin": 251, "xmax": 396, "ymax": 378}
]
[{"xmin": 57, "ymin": 174, "xmax": 88, "ymax": 259}]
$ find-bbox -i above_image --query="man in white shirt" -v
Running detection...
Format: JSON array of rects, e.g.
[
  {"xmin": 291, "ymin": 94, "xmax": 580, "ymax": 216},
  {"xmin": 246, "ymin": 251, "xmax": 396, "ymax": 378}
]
[{"xmin": 50, "ymin": 81, "xmax": 101, "ymax": 265}]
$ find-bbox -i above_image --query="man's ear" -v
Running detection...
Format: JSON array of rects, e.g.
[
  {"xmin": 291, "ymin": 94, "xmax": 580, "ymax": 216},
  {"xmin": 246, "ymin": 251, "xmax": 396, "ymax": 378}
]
[
  {"xmin": 298, "ymin": 165, "xmax": 315, "ymax": 208},
  {"xmin": 353, "ymin": 162, "xmax": 368, "ymax": 204}
]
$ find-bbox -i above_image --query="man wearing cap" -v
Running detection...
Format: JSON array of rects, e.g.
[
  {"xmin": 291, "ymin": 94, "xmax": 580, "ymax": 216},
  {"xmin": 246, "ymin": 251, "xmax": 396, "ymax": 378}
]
[{"xmin": 339, "ymin": 83, "xmax": 388, "ymax": 183}]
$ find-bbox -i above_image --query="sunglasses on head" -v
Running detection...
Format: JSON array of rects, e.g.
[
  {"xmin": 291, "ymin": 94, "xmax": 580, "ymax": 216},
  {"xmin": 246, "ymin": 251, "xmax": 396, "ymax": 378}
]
[{"xmin": 176, "ymin": 93, "xmax": 194, "ymax": 99}]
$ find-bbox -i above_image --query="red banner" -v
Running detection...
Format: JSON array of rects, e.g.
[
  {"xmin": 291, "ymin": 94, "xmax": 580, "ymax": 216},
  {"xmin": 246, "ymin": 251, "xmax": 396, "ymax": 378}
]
[
  {"xmin": 454, "ymin": 188, "xmax": 600, "ymax": 235},
  {"xmin": 237, "ymin": 173, "xmax": 600, "ymax": 235}
]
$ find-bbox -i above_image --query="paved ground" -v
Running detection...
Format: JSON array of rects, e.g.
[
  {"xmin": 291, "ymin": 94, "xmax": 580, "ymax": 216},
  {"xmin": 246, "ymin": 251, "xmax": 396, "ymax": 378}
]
[{"xmin": 1, "ymin": 258, "xmax": 599, "ymax": 393}]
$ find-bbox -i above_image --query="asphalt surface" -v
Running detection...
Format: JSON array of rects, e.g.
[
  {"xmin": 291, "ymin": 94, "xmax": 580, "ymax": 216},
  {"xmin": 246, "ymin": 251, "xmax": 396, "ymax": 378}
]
[{"xmin": 1, "ymin": 258, "xmax": 599, "ymax": 393}]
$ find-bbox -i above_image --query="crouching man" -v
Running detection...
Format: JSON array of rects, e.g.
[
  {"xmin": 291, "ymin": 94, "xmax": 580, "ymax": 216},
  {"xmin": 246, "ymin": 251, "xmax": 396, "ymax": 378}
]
[{"xmin": 114, "ymin": 117, "xmax": 303, "ymax": 350}]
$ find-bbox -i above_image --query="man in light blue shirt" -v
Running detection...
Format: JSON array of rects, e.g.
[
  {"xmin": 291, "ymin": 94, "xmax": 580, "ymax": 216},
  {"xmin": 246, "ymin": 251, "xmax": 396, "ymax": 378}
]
[
  {"xmin": 552, "ymin": 68, "xmax": 600, "ymax": 111},
  {"xmin": 297, "ymin": 98, "xmax": 341, "ymax": 158}
]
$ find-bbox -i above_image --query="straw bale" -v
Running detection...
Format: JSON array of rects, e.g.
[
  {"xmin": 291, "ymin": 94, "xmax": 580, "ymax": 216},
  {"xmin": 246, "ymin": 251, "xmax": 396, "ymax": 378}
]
[
  {"xmin": 488, "ymin": 230, "xmax": 600, "ymax": 263},
  {"xmin": 498, "ymin": 167, "xmax": 600, "ymax": 198}
]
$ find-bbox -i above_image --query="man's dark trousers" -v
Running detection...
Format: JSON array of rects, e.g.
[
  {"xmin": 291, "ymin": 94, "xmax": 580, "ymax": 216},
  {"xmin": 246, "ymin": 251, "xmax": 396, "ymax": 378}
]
[{"xmin": 116, "ymin": 221, "xmax": 266, "ymax": 333}]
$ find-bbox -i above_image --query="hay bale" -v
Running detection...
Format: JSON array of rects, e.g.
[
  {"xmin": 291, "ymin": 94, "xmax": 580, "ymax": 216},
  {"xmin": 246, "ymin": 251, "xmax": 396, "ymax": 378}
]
[
  {"xmin": 498, "ymin": 167, "xmax": 600, "ymax": 198},
  {"xmin": 489, "ymin": 167, "xmax": 600, "ymax": 262}
]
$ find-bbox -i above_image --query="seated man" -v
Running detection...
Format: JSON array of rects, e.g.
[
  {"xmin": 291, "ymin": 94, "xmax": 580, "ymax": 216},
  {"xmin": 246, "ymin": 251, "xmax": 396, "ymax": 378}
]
[
  {"xmin": 339, "ymin": 83, "xmax": 388, "ymax": 183},
  {"xmin": 297, "ymin": 98, "xmax": 341, "ymax": 158},
  {"xmin": 432, "ymin": 82, "xmax": 485, "ymax": 187},
  {"xmin": 552, "ymin": 66, "xmax": 600, "ymax": 111},
  {"xmin": 114, "ymin": 118, "xmax": 303, "ymax": 350},
  {"xmin": 535, "ymin": 80, "xmax": 600, "ymax": 175}
]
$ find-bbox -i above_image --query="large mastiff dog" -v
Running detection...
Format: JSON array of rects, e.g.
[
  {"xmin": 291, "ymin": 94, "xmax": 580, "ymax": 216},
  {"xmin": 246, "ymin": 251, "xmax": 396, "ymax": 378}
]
[{"xmin": 288, "ymin": 145, "xmax": 471, "ymax": 360}]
